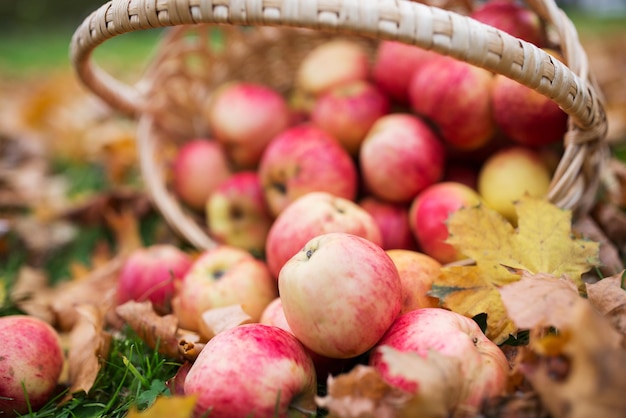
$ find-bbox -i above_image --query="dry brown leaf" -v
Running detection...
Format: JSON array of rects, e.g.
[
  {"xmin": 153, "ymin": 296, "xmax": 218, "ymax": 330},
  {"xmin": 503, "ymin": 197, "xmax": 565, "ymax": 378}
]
[
  {"xmin": 104, "ymin": 207, "xmax": 144, "ymax": 257},
  {"xmin": 520, "ymin": 300, "xmax": 626, "ymax": 418},
  {"xmin": 586, "ymin": 271, "xmax": 626, "ymax": 343},
  {"xmin": 10, "ymin": 266, "xmax": 55, "ymax": 323},
  {"xmin": 315, "ymin": 364, "xmax": 410, "ymax": 418},
  {"xmin": 499, "ymin": 271, "xmax": 581, "ymax": 330},
  {"xmin": 573, "ymin": 215, "xmax": 624, "ymax": 277},
  {"xmin": 198, "ymin": 305, "xmax": 254, "ymax": 341},
  {"xmin": 115, "ymin": 300, "xmax": 184, "ymax": 360},
  {"xmin": 64, "ymin": 304, "xmax": 112, "ymax": 398},
  {"xmin": 126, "ymin": 395, "xmax": 197, "ymax": 418}
]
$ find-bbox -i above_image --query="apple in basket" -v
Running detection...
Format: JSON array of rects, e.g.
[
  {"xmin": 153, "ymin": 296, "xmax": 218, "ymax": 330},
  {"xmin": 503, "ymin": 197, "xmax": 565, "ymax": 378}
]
[
  {"xmin": 206, "ymin": 171, "xmax": 273, "ymax": 257},
  {"xmin": 369, "ymin": 308, "xmax": 509, "ymax": 410},
  {"xmin": 205, "ymin": 81, "xmax": 291, "ymax": 169},
  {"xmin": 265, "ymin": 191, "xmax": 382, "ymax": 279},
  {"xmin": 470, "ymin": 0, "xmax": 547, "ymax": 47},
  {"xmin": 372, "ymin": 40, "xmax": 438, "ymax": 104},
  {"xmin": 295, "ymin": 39, "xmax": 370, "ymax": 99},
  {"xmin": 116, "ymin": 244, "xmax": 193, "ymax": 314},
  {"xmin": 184, "ymin": 323, "xmax": 317, "ymax": 418},
  {"xmin": 386, "ymin": 249, "xmax": 442, "ymax": 314},
  {"xmin": 172, "ymin": 245, "xmax": 277, "ymax": 331},
  {"xmin": 358, "ymin": 195, "xmax": 418, "ymax": 251},
  {"xmin": 0, "ymin": 315, "xmax": 64, "ymax": 417},
  {"xmin": 359, "ymin": 113, "xmax": 446, "ymax": 203},
  {"xmin": 409, "ymin": 181, "xmax": 482, "ymax": 264},
  {"xmin": 310, "ymin": 80, "xmax": 390, "ymax": 155},
  {"xmin": 171, "ymin": 138, "xmax": 233, "ymax": 211},
  {"xmin": 258, "ymin": 124, "xmax": 358, "ymax": 217},
  {"xmin": 477, "ymin": 146, "xmax": 552, "ymax": 223},
  {"xmin": 279, "ymin": 232, "xmax": 402, "ymax": 359},
  {"xmin": 409, "ymin": 55, "xmax": 496, "ymax": 151},
  {"xmin": 491, "ymin": 49, "xmax": 568, "ymax": 148}
]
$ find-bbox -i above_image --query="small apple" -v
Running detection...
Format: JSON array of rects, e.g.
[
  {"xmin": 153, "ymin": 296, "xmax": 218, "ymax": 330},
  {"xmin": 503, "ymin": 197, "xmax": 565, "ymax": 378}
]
[
  {"xmin": 184, "ymin": 323, "xmax": 317, "ymax": 418},
  {"xmin": 470, "ymin": 0, "xmax": 547, "ymax": 47},
  {"xmin": 205, "ymin": 81, "xmax": 291, "ymax": 169},
  {"xmin": 359, "ymin": 113, "xmax": 445, "ymax": 203},
  {"xmin": 265, "ymin": 191, "xmax": 382, "ymax": 279},
  {"xmin": 409, "ymin": 182, "xmax": 482, "ymax": 264},
  {"xmin": 0, "ymin": 316, "xmax": 64, "ymax": 417},
  {"xmin": 172, "ymin": 245, "xmax": 278, "ymax": 331},
  {"xmin": 116, "ymin": 244, "xmax": 193, "ymax": 314},
  {"xmin": 409, "ymin": 56, "xmax": 496, "ymax": 151},
  {"xmin": 279, "ymin": 232, "xmax": 402, "ymax": 359},
  {"xmin": 311, "ymin": 80, "xmax": 390, "ymax": 155},
  {"xmin": 258, "ymin": 124, "xmax": 358, "ymax": 217},
  {"xmin": 206, "ymin": 171, "xmax": 273, "ymax": 257},
  {"xmin": 491, "ymin": 51, "xmax": 568, "ymax": 147},
  {"xmin": 295, "ymin": 39, "xmax": 370, "ymax": 98},
  {"xmin": 477, "ymin": 146, "xmax": 552, "ymax": 222},
  {"xmin": 372, "ymin": 40, "xmax": 438, "ymax": 104},
  {"xmin": 369, "ymin": 308, "xmax": 509, "ymax": 410},
  {"xmin": 171, "ymin": 138, "xmax": 232, "ymax": 211},
  {"xmin": 358, "ymin": 195, "xmax": 418, "ymax": 251}
]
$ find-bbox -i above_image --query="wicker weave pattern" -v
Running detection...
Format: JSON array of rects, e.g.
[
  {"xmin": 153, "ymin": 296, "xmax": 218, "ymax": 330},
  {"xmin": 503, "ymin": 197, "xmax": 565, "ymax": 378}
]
[{"xmin": 70, "ymin": 0, "xmax": 610, "ymax": 248}]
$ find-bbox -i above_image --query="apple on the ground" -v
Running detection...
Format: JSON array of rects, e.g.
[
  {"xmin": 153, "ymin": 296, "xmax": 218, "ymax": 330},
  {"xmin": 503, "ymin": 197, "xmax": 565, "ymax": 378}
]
[
  {"xmin": 279, "ymin": 232, "xmax": 402, "ymax": 359},
  {"xmin": 184, "ymin": 323, "xmax": 317, "ymax": 418}
]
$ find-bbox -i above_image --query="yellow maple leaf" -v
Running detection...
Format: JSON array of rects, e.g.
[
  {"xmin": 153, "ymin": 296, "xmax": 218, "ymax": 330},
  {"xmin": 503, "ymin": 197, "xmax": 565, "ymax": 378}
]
[
  {"xmin": 126, "ymin": 395, "xmax": 198, "ymax": 418},
  {"xmin": 432, "ymin": 196, "xmax": 599, "ymax": 344}
]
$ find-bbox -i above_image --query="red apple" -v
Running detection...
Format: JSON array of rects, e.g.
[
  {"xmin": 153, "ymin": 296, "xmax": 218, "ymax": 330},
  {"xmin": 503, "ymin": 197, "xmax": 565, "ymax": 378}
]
[
  {"xmin": 258, "ymin": 124, "xmax": 358, "ymax": 217},
  {"xmin": 265, "ymin": 191, "xmax": 382, "ymax": 279},
  {"xmin": 409, "ymin": 182, "xmax": 482, "ymax": 264},
  {"xmin": 295, "ymin": 39, "xmax": 370, "ymax": 98},
  {"xmin": 0, "ymin": 316, "xmax": 64, "ymax": 417},
  {"xmin": 409, "ymin": 56, "xmax": 496, "ymax": 151},
  {"xmin": 359, "ymin": 113, "xmax": 445, "ymax": 203},
  {"xmin": 116, "ymin": 244, "xmax": 193, "ymax": 314},
  {"xmin": 279, "ymin": 232, "xmax": 402, "ymax": 358},
  {"xmin": 386, "ymin": 249, "xmax": 441, "ymax": 314},
  {"xmin": 372, "ymin": 40, "xmax": 438, "ymax": 104},
  {"xmin": 358, "ymin": 195, "xmax": 418, "ymax": 251},
  {"xmin": 184, "ymin": 323, "xmax": 317, "ymax": 418},
  {"xmin": 205, "ymin": 82, "xmax": 291, "ymax": 169},
  {"xmin": 172, "ymin": 245, "xmax": 278, "ymax": 331},
  {"xmin": 171, "ymin": 139, "xmax": 232, "ymax": 211},
  {"xmin": 370, "ymin": 308, "xmax": 509, "ymax": 410},
  {"xmin": 206, "ymin": 171, "xmax": 273, "ymax": 257},
  {"xmin": 311, "ymin": 80, "xmax": 390, "ymax": 155},
  {"xmin": 470, "ymin": 0, "xmax": 547, "ymax": 47}
]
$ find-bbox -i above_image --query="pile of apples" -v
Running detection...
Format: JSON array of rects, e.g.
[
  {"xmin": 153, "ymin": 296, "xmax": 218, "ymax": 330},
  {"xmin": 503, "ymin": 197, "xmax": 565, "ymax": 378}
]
[{"xmin": 0, "ymin": 1, "xmax": 571, "ymax": 417}]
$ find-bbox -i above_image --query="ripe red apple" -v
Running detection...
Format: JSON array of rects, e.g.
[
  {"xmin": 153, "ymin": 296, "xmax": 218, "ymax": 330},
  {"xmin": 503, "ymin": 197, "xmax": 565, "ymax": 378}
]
[
  {"xmin": 409, "ymin": 182, "xmax": 482, "ymax": 264},
  {"xmin": 477, "ymin": 146, "xmax": 552, "ymax": 222},
  {"xmin": 172, "ymin": 245, "xmax": 278, "ymax": 331},
  {"xmin": 205, "ymin": 82, "xmax": 291, "ymax": 169},
  {"xmin": 358, "ymin": 195, "xmax": 418, "ymax": 251},
  {"xmin": 311, "ymin": 80, "xmax": 390, "ymax": 155},
  {"xmin": 206, "ymin": 171, "xmax": 273, "ymax": 257},
  {"xmin": 171, "ymin": 139, "xmax": 232, "ymax": 211},
  {"xmin": 265, "ymin": 191, "xmax": 382, "ymax": 279},
  {"xmin": 372, "ymin": 40, "xmax": 438, "ymax": 104},
  {"xmin": 0, "ymin": 316, "xmax": 64, "ymax": 417},
  {"xmin": 184, "ymin": 323, "xmax": 317, "ymax": 418},
  {"xmin": 370, "ymin": 308, "xmax": 508, "ymax": 410},
  {"xmin": 386, "ymin": 249, "xmax": 441, "ymax": 314},
  {"xmin": 279, "ymin": 232, "xmax": 402, "ymax": 359},
  {"xmin": 491, "ymin": 59, "xmax": 568, "ymax": 147},
  {"xmin": 359, "ymin": 113, "xmax": 445, "ymax": 203},
  {"xmin": 258, "ymin": 124, "xmax": 358, "ymax": 217},
  {"xmin": 116, "ymin": 244, "xmax": 193, "ymax": 314},
  {"xmin": 295, "ymin": 39, "xmax": 370, "ymax": 98},
  {"xmin": 409, "ymin": 56, "xmax": 496, "ymax": 151},
  {"xmin": 470, "ymin": 0, "xmax": 546, "ymax": 47}
]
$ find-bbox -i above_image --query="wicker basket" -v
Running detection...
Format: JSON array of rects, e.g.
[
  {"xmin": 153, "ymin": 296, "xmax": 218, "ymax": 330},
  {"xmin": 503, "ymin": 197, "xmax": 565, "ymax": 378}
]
[{"xmin": 70, "ymin": 0, "xmax": 609, "ymax": 251}]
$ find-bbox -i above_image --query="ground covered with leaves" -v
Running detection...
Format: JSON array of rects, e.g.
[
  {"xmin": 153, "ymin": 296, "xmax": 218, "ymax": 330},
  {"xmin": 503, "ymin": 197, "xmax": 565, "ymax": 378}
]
[{"xmin": 1, "ymin": 14, "xmax": 626, "ymax": 418}]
